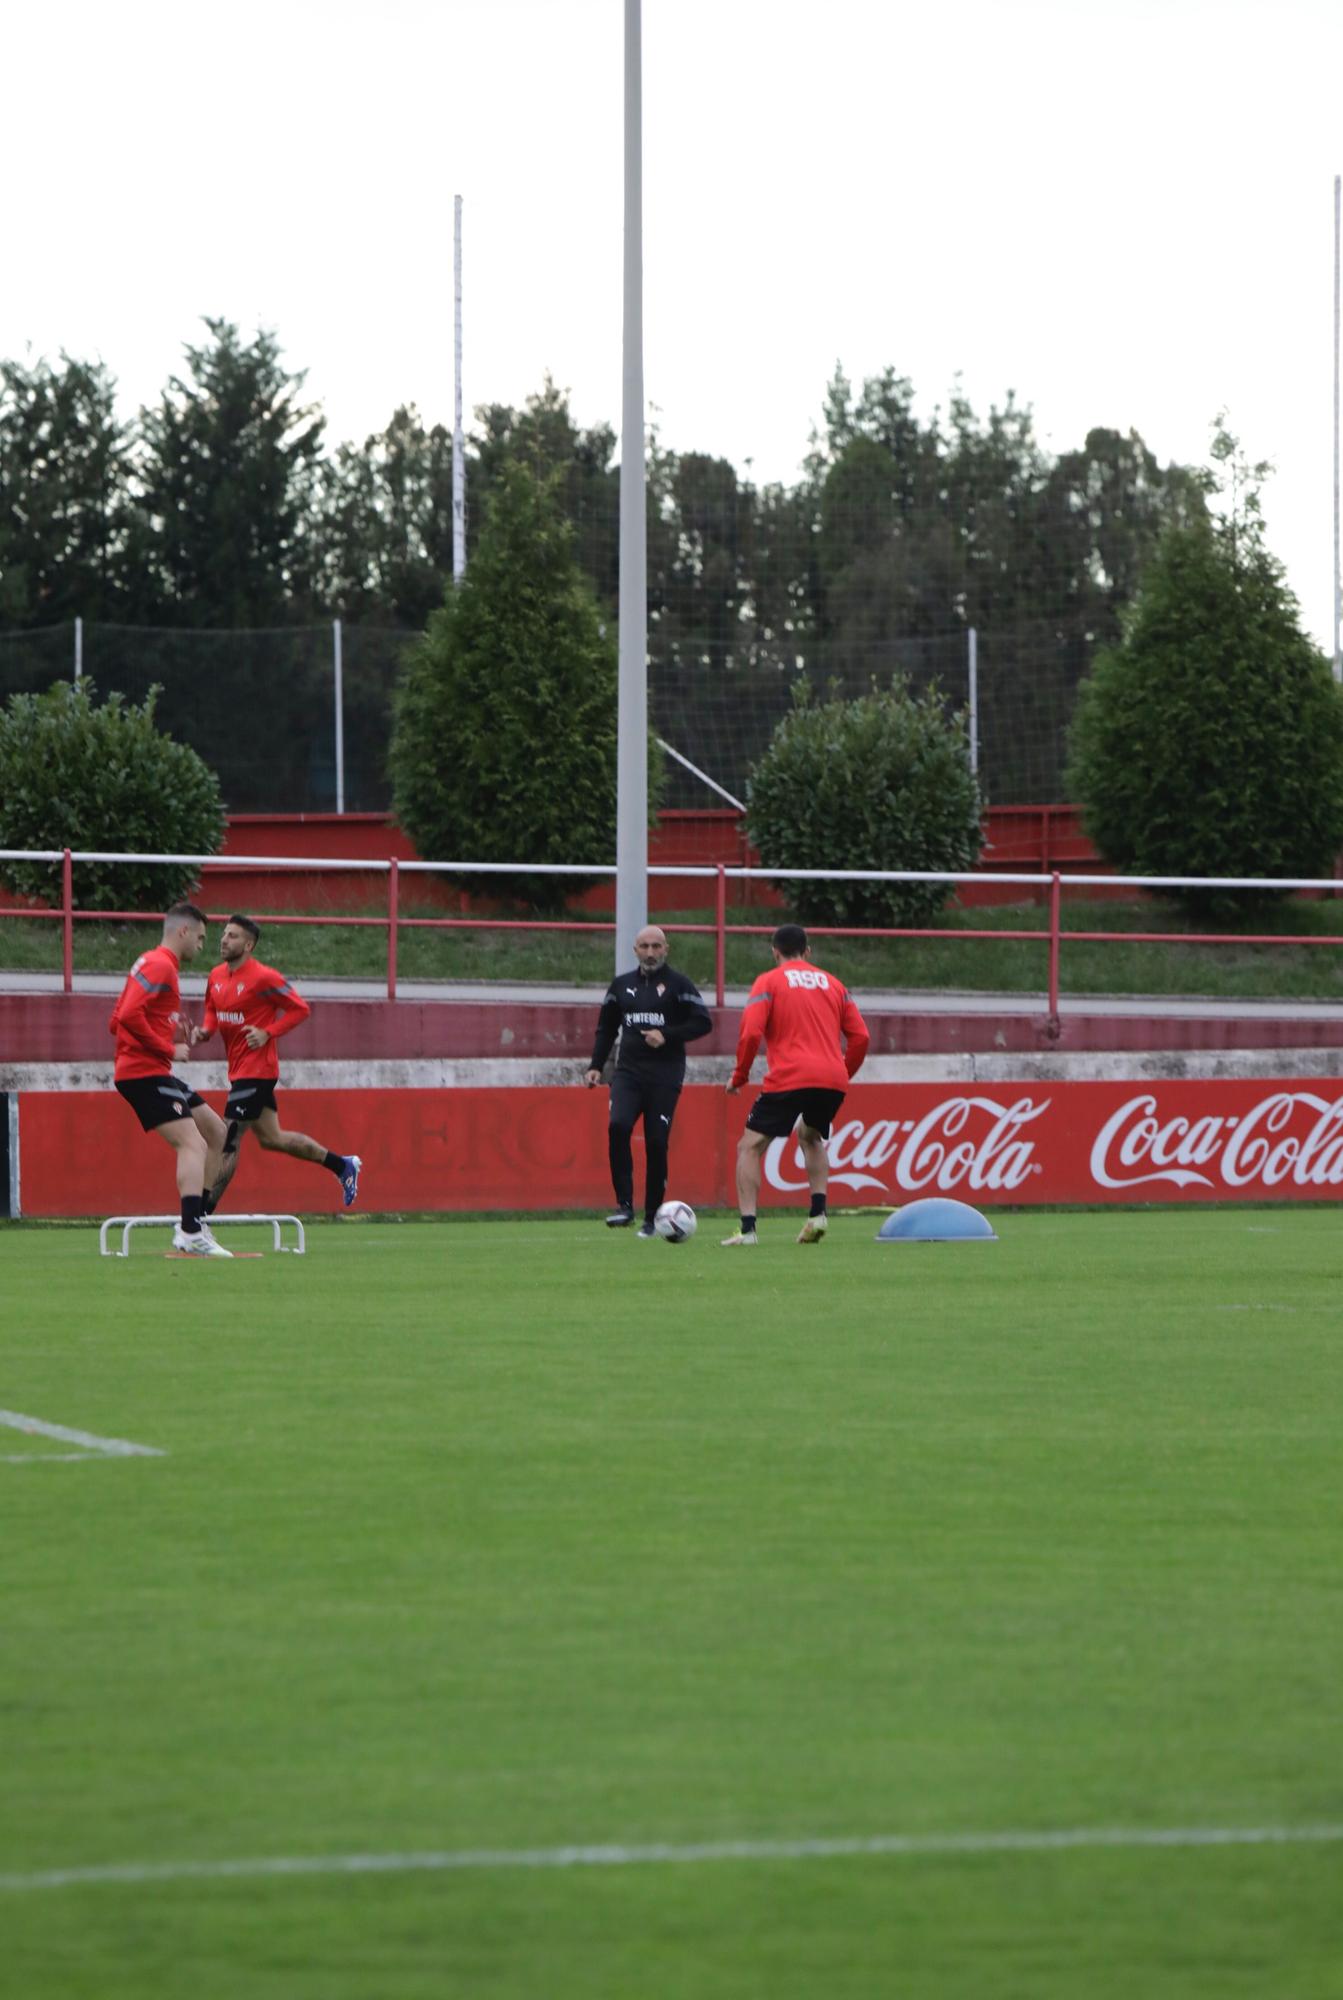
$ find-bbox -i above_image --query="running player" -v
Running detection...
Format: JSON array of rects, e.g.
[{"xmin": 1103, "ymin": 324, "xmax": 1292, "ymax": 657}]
[
  {"xmin": 723, "ymin": 922, "xmax": 870, "ymax": 1246},
  {"xmin": 109, "ymin": 902, "xmax": 233, "ymax": 1258},
  {"xmin": 192, "ymin": 915, "xmax": 361, "ymax": 1212}
]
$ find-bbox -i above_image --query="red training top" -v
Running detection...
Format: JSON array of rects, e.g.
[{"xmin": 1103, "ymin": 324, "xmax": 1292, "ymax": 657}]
[
  {"xmin": 731, "ymin": 960, "xmax": 871, "ymax": 1094},
  {"xmin": 109, "ymin": 945, "xmax": 182, "ymax": 1081},
  {"xmin": 203, "ymin": 957, "xmax": 312, "ymax": 1080}
]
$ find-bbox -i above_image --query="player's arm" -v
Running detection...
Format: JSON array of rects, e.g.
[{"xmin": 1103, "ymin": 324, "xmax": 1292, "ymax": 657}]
[
  {"xmin": 660, "ymin": 977, "xmax": 712, "ymax": 1045},
  {"xmin": 841, "ymin": 992, "xmax": 871, "ymax": 1078},
  {"xmin": 727, "ymin": 989, "xmax": 770, "ymax": 1092},
  {"xmin": 258, "ymin": 975, "xmax": 311, "ymax": 1041},
  {"xmin": 191, "ymin": 988, "xmax": 219, "ymax": 1047},
  {"xmin": 109, "ymin": 967, "xmax": 175, "ymax": 1061},
  {"xmin": 585, "ymin": 988, "xmax": 621, "ymax": 1082}
]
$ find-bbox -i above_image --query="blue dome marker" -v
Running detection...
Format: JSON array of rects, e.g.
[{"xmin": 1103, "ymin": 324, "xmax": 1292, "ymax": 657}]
[{"xmin": 875, "ymin": 1198, "xmax": 998, "ymax": 1242}]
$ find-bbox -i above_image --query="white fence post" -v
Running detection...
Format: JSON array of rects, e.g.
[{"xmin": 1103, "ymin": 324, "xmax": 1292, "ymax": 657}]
[
  {"xmin": 333, "ymin": 619, "xmax": 345, "ymax": 815},
  {"xmin": 967, "ymin": 626, "xmax": 979, "ymax": 779}
]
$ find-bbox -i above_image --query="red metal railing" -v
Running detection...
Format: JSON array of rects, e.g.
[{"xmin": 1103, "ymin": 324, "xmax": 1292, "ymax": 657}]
[{"xmin": 7, "ymin": 849, "xmax": 1343, "ymax": 1035}]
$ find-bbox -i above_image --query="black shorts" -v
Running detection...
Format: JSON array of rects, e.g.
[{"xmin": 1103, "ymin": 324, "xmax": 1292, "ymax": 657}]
[
  {"xmin": 608, "ymin": 1068, "xmax": 683, "ymax": 1132},
  {"xmin": 745, "ymin": 1087, "xmax": 846, "ymax": 1140},
  {"xmin": 115, "ymin": 1075, "xmax": 206, "ymax": 1134},
  {"xmin": 226, "ymin": 1078, "xmax": 278, "ymax": 1124}
]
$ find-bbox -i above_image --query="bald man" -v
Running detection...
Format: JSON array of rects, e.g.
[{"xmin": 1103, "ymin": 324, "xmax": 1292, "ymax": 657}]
[{"xmin": 585, "ymin": 925, "xmax": 712, "ymax": 1235}]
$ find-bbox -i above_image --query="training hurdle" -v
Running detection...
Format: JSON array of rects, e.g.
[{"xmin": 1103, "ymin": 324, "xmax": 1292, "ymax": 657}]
[{"xmin": 99, "ymin": 1214, "xmax": 306, "ymax": 1257}]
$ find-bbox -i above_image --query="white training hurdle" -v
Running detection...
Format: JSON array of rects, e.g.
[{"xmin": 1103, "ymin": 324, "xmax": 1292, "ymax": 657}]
[{"xmin": 99, "ymin": 1214, "xmax": 306, "ymax": 1257}]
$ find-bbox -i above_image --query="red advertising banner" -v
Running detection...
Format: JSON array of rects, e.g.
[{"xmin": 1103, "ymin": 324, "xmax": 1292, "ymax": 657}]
[{"xmin": 16, "ymin": 1078, "xmax": 1343, "ymax": 1218}]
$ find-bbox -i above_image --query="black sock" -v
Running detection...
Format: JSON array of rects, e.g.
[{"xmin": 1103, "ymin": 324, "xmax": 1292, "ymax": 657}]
[
  {"xmin": 323, "ymin": 1151, "xmax": 344, "ymax": 1176},
  {"xmin": 740, "ymin": 1213, "xmax": 756, "ymax": 1234},
  {"xmin": 180, "ymin": 1194, "xmax": 205, "ymax": 1236},
  {"xmin": 809, "ymin": 1193, "xmax": 827, "ymax": 1219}
]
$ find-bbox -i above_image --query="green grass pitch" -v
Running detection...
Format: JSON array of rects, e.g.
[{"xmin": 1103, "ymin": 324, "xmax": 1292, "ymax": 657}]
[{"xmin": 2, "ymin": 1210, "xmax": 1342, "ymax": 1999}]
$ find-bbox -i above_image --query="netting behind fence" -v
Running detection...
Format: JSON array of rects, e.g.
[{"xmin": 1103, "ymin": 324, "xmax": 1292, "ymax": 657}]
[
  {"xmin": 647, "ymin": 632, "xmax": 971, "ymax": 809},
  {"xmin": 0, "ymin": 624, "xmax": 77, "ymax": 707},
  {"xmin": 0, "ymin": 618, "xmax": 1088, "ymax": 815}
]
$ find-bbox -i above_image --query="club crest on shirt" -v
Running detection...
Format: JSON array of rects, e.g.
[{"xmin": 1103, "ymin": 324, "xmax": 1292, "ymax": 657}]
[{"xmin": 657, "ymin": 984, "xmax": 665, "ymax": 996}]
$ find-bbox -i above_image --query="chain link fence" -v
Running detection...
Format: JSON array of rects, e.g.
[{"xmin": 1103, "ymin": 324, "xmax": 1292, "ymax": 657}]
[{"xmin": 0, "ymin": 618, "xmax": 1090, "ymax": 814}]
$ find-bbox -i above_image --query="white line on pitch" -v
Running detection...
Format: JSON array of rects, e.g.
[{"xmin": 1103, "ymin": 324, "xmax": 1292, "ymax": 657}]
[
  {"xmin": 2, "ymin": 1822, "xmax": 1341, "ymax": 1894},
  {"xmin": 0, "ymin": 1411, "xmax": 165, "ymax": 1459}
]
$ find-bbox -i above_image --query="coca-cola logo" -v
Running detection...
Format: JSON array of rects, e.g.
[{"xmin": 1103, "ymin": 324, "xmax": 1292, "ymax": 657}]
[
  {"xmin": 764, "ymin": 1095, "xmax": 1048, "ymax": 1195},
  {"xmin": 1090, "ymin": 1091, "xmax": 1343, "ymax": 1190}
]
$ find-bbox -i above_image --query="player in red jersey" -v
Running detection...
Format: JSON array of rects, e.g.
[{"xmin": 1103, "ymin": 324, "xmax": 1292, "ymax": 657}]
[
  {"xmin": 191, "ymin": 915, "xmax": 362, "ymax": 1212},
  {"xmin": 724, "ymin": 923, "xmax": 870, "ymax": 1246},
  {"xmin": 109, "ymin": 902, "xmax": 233, "ymax": 1258}
]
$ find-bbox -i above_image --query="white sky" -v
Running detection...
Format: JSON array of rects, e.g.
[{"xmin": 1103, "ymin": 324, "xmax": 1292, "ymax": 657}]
[{"xmin": 4, "ymin": 0, "xmax": 1341, "ymax": 645}]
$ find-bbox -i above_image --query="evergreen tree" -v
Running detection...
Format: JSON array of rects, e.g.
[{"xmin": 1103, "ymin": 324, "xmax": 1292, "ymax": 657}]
[
  {"xmin": 1067, "ymin": 426, "xmax": 1343, "ymax": 915},
  {"xmin": 132, "ymin": 319, "xmax": 324, "ymax": 624},
  {"xmin": 0, "ymin": 354, "xmax": 134, "ymax": 625},
  {"xmin": 389, "ymin": 463, "xmax": 625, "ymax": 909},
  {"xmin": 317, "ymin": 404, "xmax": 455, "ymax": 628}
]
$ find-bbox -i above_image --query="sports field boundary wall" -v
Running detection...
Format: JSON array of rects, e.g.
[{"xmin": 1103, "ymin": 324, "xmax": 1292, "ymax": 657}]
[
  {"xmin": 6, "ymin": 993, "xmax": 1343, "ymax": 1064},
  {"xmin": 9, "ymin": 1047, "xmax": 1343, "ymax": 1219},
  {"xmin": 207, "ymin": 806, "xmax": 1103, "ymax": 913}
]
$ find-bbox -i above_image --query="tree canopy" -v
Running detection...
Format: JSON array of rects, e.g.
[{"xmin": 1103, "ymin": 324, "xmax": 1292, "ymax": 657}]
[{"xmin": 1066, "ymin": 427, "xmax": 1343, "ymax": 914}]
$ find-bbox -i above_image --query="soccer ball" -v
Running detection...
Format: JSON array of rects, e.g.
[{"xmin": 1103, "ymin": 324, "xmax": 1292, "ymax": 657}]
[{"xmin": 654, "ymin": 1200, "xmax": 697, "ymax": 1243}]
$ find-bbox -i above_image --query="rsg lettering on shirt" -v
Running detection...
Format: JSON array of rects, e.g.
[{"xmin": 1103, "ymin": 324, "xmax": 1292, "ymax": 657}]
[{"xmin": 784, "ymin": 968, "xmax": 830, "ymax": 990}]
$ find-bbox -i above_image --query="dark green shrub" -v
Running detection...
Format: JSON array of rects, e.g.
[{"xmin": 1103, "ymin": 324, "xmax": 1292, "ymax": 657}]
[
  {"xmin": 746, "ymin": 677, "xmax": 983, "ymax": 927},
  {"xmin": 0, "ymin": 679, "xmax": 224, "ymax": 910},
  {"xmin": 1066, "ymin": 502, "xmax": 1343, "ymax": 920},
  {"xmin": 390, "ymin": 462, "xmax": 658, "ymax": 911}
]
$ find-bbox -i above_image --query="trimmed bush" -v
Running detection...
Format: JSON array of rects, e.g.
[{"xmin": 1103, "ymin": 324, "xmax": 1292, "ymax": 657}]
[
  {"xmin": 0, "ymin": 680, "xmax": 224, "ymax": 911},
  {"xmin": 390, "ymin": 462, "xmax": 657, "ymax": 911},
  {"xmin": 1066, "ymin": 511, "xmax": 1343, "ymax": 919},
  {"xmin": 746, "ymin": 677, "xmax": 983, "ymax": 927}
]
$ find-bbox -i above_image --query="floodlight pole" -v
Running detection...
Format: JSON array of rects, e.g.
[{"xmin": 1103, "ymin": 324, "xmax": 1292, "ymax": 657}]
[
  {"xmin": 1334, "ymin": 173, "xmax": 1340, "ymax": 681},
  {"xmin": 615, "ymin": 0, "xmax": 648, "ymax": 968},
  {"xmin": 453, "ymin": 194, "xmax": 465, "ymax": 583}
]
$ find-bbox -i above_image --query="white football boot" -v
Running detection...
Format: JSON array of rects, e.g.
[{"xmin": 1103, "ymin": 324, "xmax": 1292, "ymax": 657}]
[
  {"xmin": 172, "ymin": 1227, "xmax": 233, "ymax": 1258},
  {"xmin": 720, "ymin": 1230, "xmax": 758, "ymax": 1247},
  {"xmin": 796, "ymin": 1217, "xmax": 828, "ymax": 1244}
]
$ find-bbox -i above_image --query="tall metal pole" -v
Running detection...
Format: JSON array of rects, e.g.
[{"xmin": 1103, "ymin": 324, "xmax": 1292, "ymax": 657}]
[
  {"xmin": 615, "ymin": 0, "xmax": 648, "ymax": 963},
  {"xmin": 1333, "ymin": 173, "xmax": 1340, "ymax": 682},
  {"xmin": 453, "ymin": 194, "xmax": 465, "ymax": 583},
  {"xmin": 73, "ymin": 616, "xmax": 82, "ymax": 685},
  {"xmin": 967, "ymin": 626, "xmax": 979, "ymax": 779},
  {"xmin": 333, "ymin": 618, "xmax": 345, "ymax": 814}
]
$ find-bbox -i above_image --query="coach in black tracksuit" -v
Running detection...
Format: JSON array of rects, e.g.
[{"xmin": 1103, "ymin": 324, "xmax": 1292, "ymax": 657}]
[{"xmin": 584, "ymin": 924, "xmax": 712, "ymax": 1236}]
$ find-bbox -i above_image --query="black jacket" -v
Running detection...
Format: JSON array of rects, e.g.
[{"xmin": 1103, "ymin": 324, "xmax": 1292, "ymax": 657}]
[{"xmin": 588, "ymin": 964, "xmax": 712, "ymax": 1079}]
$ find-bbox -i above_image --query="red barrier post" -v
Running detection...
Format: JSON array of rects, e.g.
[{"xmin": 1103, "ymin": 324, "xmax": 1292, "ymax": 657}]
[
  {"xmin": 62, "ymin": 848, "xmax": 73, "ymax": 995},
  {"xmin": 1046, "ymin": 869, "xmax": 1061, "ymax": 1032},
  {"xmin": 387, "ymin": 858, "xmax": 399, "ymax": 1001},
  {"xmin": 715, "ymin": 864, "xmax": 727, "ymax": 1009}
]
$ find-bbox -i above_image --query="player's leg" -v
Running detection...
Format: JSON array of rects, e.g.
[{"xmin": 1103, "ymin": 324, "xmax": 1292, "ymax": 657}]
[
  {"xmin": 204, "ymin": 1119, "xmax": 245, "ymax": 1212},
  {"xmin": 637, "ymin": 1078, "xmax": 681, "ymax": 1236},
  {"xmin": 722, "ymin": 1129, "xmax": 768, "ymax": 1245},
  {"xmin": 190, "ymin": 1099, "xmax": 229, "ymax": 1196},
  {"xmin": 605, "ymin": 1071, "xmax": 639, "ymax": 1225},
  {"xmin": 795, "ymin": 1091, "xmax": 844, "ymax": 1243},
  {"xmin": 794, "ymin": 1123, "xmax": 831, "ymax": 1243},
  {"xmin": 155, "ymin": 1118, "xmax": 231, "ymax": 1258},
  {"xmin": 252, "ymin": 1105, "xmax": 362, "ymax": 1206}
]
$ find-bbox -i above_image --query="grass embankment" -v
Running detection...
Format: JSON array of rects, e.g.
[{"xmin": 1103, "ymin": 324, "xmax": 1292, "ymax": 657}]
[{"xmin": 6, "ymin": 896, "xmax": 1343, "ymax": 999}]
